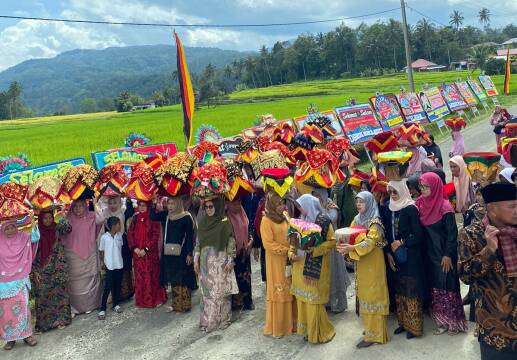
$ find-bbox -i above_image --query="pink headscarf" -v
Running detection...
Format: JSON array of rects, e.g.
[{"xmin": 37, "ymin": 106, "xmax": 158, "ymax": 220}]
[
  {"xmin": 226, "ymin": 200, "xmax": 249, "ymax": 253},
  {"xmin": 62, "ymin": 201, "xmax": 97, "ymax": 259},
  {"xmin": 415, "ymin": 172, "xmax": 455, "ymax": 226},
  {"xmin": 449, "ymin": 156, "xmax": 474, "ymax": 213},
  {"xmin": 0, "ymin": 222, "xmax": 36, "ymax": 283},
  {"xmin": 450, "ymin": 131, "xmax": 465, "ymax": 157}
]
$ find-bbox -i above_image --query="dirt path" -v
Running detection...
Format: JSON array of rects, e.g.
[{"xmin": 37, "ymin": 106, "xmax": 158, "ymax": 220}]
[{"xmin": 4, "ymin": 105, "xmax": 516, "ymax": 360}]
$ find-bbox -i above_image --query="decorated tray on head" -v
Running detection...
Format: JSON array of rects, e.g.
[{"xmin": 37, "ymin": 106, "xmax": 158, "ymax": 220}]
[
  {"xmin": 365, "ymin": 131, "xmax": 398, "ymax": 156},
  {"xmin": 236, "ymin": 139, "xmax": 259, "ymax": 164},
  {"xmin": 223, "ymin": 159, "xmax": 254, "ymax": 201},
  {"xmin": 28, "ymin": 176, "xmax": 70, "ymax": 210},
  {"xmin": 348, "ymin": 169, "xmax": 371, "ymax": 190},
  {"xmin": 0, "ymin": 183, "xmax": 30, "ymax": 221},
  {"xmin": 295, "ymin": 148, "xmax": 344, "ymax": 189},
  {"xmin": 377, "ymin": 150, "xmax": 412, "ymax": 181},
  {"xmin": 287, "ymin": 218, "xmax": 323, "ymax": 250},
  {"xmin": 61, "ymin": 164, "xmax": 98, "ymax": 200},
  {"xmin": 191, "ymin": 160, "xmax": 229, "ymax": 199},
  {"xmin": 250, "ymin": 150, "xmax": 288, "ymax": 180},
  {"xmin": 154, "ymin": 152, "xmax": 197, "ymax": 196},
  {"xmin": 125, "ymin": 162, "xmax": 158, "ymax": 201},
  {"xmin": 271, "ymin": 122, "xmax": 296, "ymax": 145},
  {"xmin": 462, "ymin": 152, "xmax": 501, "ymax": 185},
  {"xmin": 335, "ymin": 226, "xmax": 367, "ymax": 245},
  {"xmin": 94, "ymin": 164, "xmax": 128, "ymax": 197},
  {"xmin": 445, "ymin": 116, "xmax": 467, "ymax": 131},
  {"xmin": 369, "ymin": 167, "xmax": 388, "ymax": 194},
  {"xmin": 504, "ymin": 122, "xmax": 517, "ymax": 138}
]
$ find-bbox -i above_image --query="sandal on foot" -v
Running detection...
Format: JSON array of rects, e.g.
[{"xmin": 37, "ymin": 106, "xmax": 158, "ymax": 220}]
[
  {"xmin": 433, "ymin": 327, "xmax": 447, "ymax": 335},
  {"xmin": 3, "ymin": 341, "xmax": 15, "ymax": 350},
  {"xmin": 448, "ymin": 330, "xmax": 460, "ymax": 336},
  {"xmin": 23, "ymin": 336, "xmax": 38, "ymax": 347}
]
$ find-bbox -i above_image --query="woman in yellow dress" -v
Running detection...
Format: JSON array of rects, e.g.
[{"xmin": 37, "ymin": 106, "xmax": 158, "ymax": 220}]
[
  {"xmin": 261, "ymin": 192, "xmax": 297, "ymax": 338},
  {"xmin": 288, "ymin": 212, "xmax": 336, "ymax": 344},
  {"xmin": 337, "ymin": 191, "xmax": 389, "ymax": 348}
]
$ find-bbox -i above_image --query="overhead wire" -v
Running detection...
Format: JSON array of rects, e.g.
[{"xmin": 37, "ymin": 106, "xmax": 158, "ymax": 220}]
[{"xmin": 0, "ymin": 7, "xmax": 401, "ymax": 28}]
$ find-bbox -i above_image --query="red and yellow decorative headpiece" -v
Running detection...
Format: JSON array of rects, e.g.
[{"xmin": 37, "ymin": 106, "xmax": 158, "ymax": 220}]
[
  {"xmin": 295, "ymin": 148, "xmax": 344, "ymax": 189},
  {"xmin": 272, "ymin": 122, "xmax": 296, "ymax": 145},
  {"xmin": 191, "ymin": 160, "xmax": 229, "ymax": 199},
  {"xmin": 223, "ymin": 159, "xmax": 255, "ymax": 201},
  {"xmin": 192, "ymin": 141, "xmax": 219, "ymax": 161},
  {"xmin": 365, "ymin": 131, "xmax": 398, "ymax": 154},
  {"xmin": 236, "ymin": 139, "xmax": 259, "ymax": 164},
  {"xmin": 369, "ymin": 167, "xmax": 388, "ymax": 194},
  {"xmin": 95, "ymin": 164, "xmax": 128, "ymax": 197},
  {"xmin": 0, "ymin": 183, "xmax": 30, "ymax": 220},
  {"xmin": 62, "ymin": 164, "xmax": 98, "ymax": 200},
  {"xmin": 462, "ymin": 152, "xmax": 501, "ymax": 184},
  {"xmin": 28, "ymin": 176, "xmax": 70, "ymax": 209},
  {"xmin": 262, "ymin": 141, "xmax": 296, "ymax": 167},
  {"xmin": 125, "ymin": 163, "xmax": 157, "ymax": 201},
  {"xmin": 262, "ymin": 168, "xmax": 293, "ymax": 198},
  {"xmin": 154, "ymin": 152, "xmax": 197, "ymax": 197},
  {"xmin": 348, "ymin": 169, "xmax": 371, "ymax": 189},
  {"xmin": 250, "ymin": 150, "xmax": 288, "ymax": 180},
  {"xmin": 445, "ymin": 116, "xmax": 467, "ymax": 131}
]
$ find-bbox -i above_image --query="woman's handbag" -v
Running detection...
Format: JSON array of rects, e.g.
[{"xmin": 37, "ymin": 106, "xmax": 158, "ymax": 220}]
[
  {"xmin": 163, "ymin": 219, "xmax": 184, "ymax": 256},
  {"xmin": 394, "ymin": 245, "xmax": 407, "ymax": 264}
]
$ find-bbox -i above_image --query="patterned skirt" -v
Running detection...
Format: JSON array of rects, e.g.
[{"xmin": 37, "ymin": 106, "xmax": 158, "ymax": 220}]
[
  {"xmin": 395, "ymin": 294, "xmax": 423, "ymax": 336},
  {"xmin": 232, "ymin": 251, "xmax": 253, "ymax": 309},
  {"xmin": 33, "ymin": 241, "xmax": 72, "ymax": 332},
  {"xmin": 430, "ymin": 288, "xmax": 467, "ymax": 332},
  {"xmin": 0, "ymin": 285, "xmax": 32, "ymax": 341}
]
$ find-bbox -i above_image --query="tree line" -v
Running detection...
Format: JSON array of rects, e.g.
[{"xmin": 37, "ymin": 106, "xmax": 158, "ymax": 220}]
[
  {"xmin": 112, "ymin": 14, "xmax": 517, "ymax": 112},
  {"xmin": 185, "ymin": 13, "xmax": 516, "ymax": 108},
  {"xmin": 0, "ymin": 81, "xmax": 32, "ymax": 120}
]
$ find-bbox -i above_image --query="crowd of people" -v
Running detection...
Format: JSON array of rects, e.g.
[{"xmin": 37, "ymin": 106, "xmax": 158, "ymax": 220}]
[{"xmin": 0, "ymin": 106, "xmax": 516, "ymax": 360}]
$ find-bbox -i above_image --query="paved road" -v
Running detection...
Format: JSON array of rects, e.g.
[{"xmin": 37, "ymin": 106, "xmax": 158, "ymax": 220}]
[{"xmin": 4, "ymin": 106, "xmax": 516, "ymax": 360}]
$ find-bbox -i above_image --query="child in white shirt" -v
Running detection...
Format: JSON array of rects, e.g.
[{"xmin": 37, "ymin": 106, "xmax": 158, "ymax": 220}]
[{"xmin": 98, "ymin": 216, "xmax": 124, "ymax": 320}]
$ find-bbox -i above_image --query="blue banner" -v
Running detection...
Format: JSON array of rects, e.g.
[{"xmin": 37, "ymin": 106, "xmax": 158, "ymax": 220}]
[{"xmin": 0, "ymin": 158, "xmax": 86, "ymax": 185}]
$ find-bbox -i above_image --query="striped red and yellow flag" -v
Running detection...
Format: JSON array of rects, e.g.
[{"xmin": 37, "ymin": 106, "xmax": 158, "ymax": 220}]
[
  {"xmin": 504, "ymin": 47, "xmax": 511, "ymax": 95},
  {"xmin": 174, "ymin": 32, "xmax": 195, "ymax": 147}
]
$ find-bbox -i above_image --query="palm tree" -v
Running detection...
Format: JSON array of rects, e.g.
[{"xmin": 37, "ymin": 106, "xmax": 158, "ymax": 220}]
[
  {"xmin": 478, "ymin": 8, "xmax": 490, "ymax": 28},
  {"xmin": 468, "ymin": 45, "xmax": 493, "ymax": 71},
  {"xmin": 449, "ymin": 10, "xmax": 464, "ymax": 31}
]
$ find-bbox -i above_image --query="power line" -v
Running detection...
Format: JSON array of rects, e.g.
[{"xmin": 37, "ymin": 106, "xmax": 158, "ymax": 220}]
[
  {"xmin": 0, "ymin": 7, "xmax": 400, "ymax": 28},
  {"xmin": 406, "ymin": 5, "xmax": 448, "ymax": 27}
]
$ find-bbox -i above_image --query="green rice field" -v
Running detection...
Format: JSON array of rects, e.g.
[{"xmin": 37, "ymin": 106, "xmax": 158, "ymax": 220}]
[{"xmin": 1, "ymin": 70, "xmax": 516, "ymax": 166}]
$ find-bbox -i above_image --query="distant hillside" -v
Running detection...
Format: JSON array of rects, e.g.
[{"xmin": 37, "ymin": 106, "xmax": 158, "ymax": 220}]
[{"xmin": 0, "ymin": 45, "xmax": 251, "ymax": 115}]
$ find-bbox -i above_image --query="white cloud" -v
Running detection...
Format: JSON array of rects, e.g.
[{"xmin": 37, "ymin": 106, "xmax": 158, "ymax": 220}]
[
  {"xmin": 63, "ymin": 0, "xmax": 207, "ymax": 25},
  {"xmin": 0, "ymin": 0, "xmax": 207, "ymax": 71},
  {"xmin": 186, "ymin": 28, "xmax": 287, "ymax": 51},
  {"xmin": 0, "ymin": 20, "xmax": 121, "ymax": 71}
]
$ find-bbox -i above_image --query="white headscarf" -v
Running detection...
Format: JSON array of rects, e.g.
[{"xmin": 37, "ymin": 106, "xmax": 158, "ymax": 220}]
[
  {"xmin": 354, "ymin": 191, "xmax": 380, "ymax": 227},
  {"xmin": 296, "ymin": 194, "xmax": 322, "ymax": 223},
  {"xmin": 388, "ymin": 180, "xmax": 415, "ymax": 212},
  {"xmin": 499, "ymin": 167, "xmax": 515, "ymax": 184}
]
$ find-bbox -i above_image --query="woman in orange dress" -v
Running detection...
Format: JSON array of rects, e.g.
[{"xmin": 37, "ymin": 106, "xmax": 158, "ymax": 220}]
[{"xmin": 260, "ymin": 191, "xmax": 297, "ymax": 338}]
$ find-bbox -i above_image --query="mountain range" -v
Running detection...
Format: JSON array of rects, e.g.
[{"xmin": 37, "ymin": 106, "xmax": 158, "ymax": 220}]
[{"xmin": 0, "ymin": 45, "xmax": 251, "ymax": 115}]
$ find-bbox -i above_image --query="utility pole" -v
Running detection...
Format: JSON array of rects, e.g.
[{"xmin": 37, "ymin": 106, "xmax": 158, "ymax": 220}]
[{"xmin": 400, "ymin": 0, "xmax": 415, "ymax": 92}]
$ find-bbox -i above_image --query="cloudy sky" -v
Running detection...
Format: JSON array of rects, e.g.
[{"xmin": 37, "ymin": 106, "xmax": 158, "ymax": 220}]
[{"xmin": 0, "ymin": 0, "xmax": 515, "ymax": 71}]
